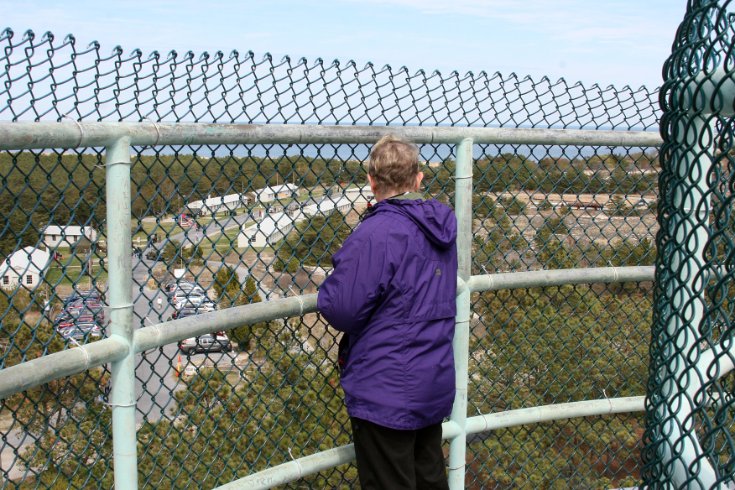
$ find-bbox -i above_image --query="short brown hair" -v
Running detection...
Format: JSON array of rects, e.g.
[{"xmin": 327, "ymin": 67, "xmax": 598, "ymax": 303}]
[{"xmin": 368, "ymin": 135, "xmax": 420, "ymax": 193}]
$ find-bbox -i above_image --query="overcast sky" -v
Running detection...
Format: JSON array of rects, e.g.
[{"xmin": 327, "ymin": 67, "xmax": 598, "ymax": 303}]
[{"xmin": 3, "ymin": 0, "xmax": 686, "ymax": 89}]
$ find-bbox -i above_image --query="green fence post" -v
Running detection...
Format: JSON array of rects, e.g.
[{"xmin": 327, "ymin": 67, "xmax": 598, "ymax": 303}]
[
  {"xmin": 448, "ymin": 137, "xmax": 473, "ymax": 489},
  {"xmin": 106, "ymin": 136, "xmax": 138, "ymax": 489}
]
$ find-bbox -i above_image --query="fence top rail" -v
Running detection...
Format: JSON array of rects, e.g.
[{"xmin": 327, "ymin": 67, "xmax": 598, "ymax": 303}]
[{"xmin": 0, "ymin": 122, "xmax": 663, "ymax": 150}]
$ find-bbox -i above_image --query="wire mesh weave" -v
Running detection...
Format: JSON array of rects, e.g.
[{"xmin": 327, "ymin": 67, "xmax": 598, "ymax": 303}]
[
  {"xmin": 643, "ymin": 1, "xmax": 735, "ymax": 489},
  {"xmin": 0, "ymin": 26, "xmax": 662, "ymax": 489}
]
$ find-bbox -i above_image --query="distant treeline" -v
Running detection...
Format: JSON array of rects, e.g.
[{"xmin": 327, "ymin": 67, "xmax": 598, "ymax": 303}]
[{"xmin": 0, "ymin": 148, "xmax": 658, "ymax": 255}]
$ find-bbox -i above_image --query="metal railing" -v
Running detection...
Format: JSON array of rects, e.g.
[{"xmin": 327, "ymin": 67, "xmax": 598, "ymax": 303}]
[{"xmin": 0, "ymin": 122, "xmax": 662, "ymax": 489}]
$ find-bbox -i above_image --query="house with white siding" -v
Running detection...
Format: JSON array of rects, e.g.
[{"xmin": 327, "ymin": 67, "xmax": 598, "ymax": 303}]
[
  {"xmin": 238, "ymin": 212, "xmax": 303, "ymax": 248},
  {"xmin": 302, "ymin": 196, "xmax": 353, "ymax": 217},
  {"xmin": 0, "ymin": 246, "xmax": 51, "ymax": 290},
  {"xmin": 42, "ymin": 225, "xmax": 98, "ymax": 249},
  {"xmin": 186, "ymin": 193, "xmax": 250, "ymax": 216},
  {"xmin": 252, "ymin": 184, "xmax": 299, "ymax": 204}
]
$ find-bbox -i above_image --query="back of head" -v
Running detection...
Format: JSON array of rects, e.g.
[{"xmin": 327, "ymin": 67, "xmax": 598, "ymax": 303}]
[{"xmin": 368, "ymin": 135, "xmax": 420, "ymax": 195}]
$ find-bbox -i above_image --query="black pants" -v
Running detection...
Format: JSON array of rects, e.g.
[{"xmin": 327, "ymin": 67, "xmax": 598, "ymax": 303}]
[{"xmin": 351, "ymin": 417, "xmax": 449, "ymax": 490}]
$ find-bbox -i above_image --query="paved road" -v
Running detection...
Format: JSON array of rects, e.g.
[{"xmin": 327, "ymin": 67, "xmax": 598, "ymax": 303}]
[
  {"xmin": 154, "ymin": 213, "xmax": 254, "ymax": 251},
  {"xmin": 131, "ymin": 255, "xmax": 242, "ymax": 425}
]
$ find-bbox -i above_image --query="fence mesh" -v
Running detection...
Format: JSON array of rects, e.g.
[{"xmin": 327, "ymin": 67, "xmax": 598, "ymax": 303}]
[
  {"xmin": 643, "ymin": 1, "xmax": 735, "ymax": 489},
  {"xmin": 0, "ymin": 25, "xmax": 663, "ymax": 489}
]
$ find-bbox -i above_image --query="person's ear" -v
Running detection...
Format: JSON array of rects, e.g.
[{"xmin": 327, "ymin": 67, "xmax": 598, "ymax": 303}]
[
  {"xmin": 367, "ymin": 174, "xmax": 376, "ymax": 193},
  {"xmin": 415, "ymin": 172, "xmax": 424, "ymax": 191}
]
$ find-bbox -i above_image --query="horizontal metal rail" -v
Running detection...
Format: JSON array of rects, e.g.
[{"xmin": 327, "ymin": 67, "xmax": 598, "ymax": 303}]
[
  {"xmin": 134, "ymin": 294, "xmax": 318, "ymax": 352},
  {"xmin": 0, "ymin": 267, "xmax": 652, "ymax": 400},
  {"xmin": 218, "ymin": 397, "xmax": 646, "ymax": 490},
  {"xmin": 468, "ymin": 266, "xmax": 655, "ymax": 292},
  {"xmin": 0, "ymin": 122, "xmax": 662, "ymax": 150},
  {"xmin": 0, "ymin": 337, "xmax": 128, "ymax": 399}
]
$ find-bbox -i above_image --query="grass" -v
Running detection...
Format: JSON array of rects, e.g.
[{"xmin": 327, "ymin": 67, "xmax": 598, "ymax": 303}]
[
  {"xmin": 197, "ymin": 226, "xmax": 246, "ymax": 255},
  {"xmin": 46, "ymin": 256, "xmax": 108, "ymax": 287}
]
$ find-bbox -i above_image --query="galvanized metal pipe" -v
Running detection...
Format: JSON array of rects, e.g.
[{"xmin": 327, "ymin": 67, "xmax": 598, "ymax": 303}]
[
  {"xmin": 465, "ymin": 397, "xmax": 645, "ymax": 434},
  {"xmin": 214, "ymin": 445, "xmax": 356, "ymax": 490},
  {"xmin": 468, "ymin": 266, "xmax": 654, "ymax": 292},
  {"xmin": 0, "ymin": 337, "xmax": 128, "ymax": 400},
  {"xmin": 106, "ymin": 137, "xmax": 138, "ymax": 490},
  {"xmin": 0, "ymin": 268, "xmax": 652, "ymax": 401},
  {"xmin": 219, "ymin": 396, "xmax": 645, "ymax": 490},
  {"xmin": 448, "ymin": 138, "xmax": 473, "ymax": 489},
  {"xmin": 655, "ymin": 113, "xmax": 717, "ymax": 488},
  {"xmin": 644, "ymin": 68, "xmax": 735, "ymax": 489},
  {"xmin": 133, "ymin": 294, "xmax": 318, "ymax": 352},
  {"xmin": 0, "ymin": 118, "xmax": 660, "ymax": 488},
  {"xmin": 0, "ymin": 121, "xmax": 662, "ymax": 150}
]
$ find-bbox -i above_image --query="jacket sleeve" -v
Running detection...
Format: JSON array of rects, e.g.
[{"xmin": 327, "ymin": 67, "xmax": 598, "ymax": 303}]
[{"xmin": 317, "ymin": 226, "xmax": 390, "ymax": 334}]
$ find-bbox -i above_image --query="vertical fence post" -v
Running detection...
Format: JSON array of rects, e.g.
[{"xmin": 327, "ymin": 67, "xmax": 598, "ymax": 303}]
[
  {"xmin": 648, "ymin": 70, "xmax": 735, "ymax": 487},
  {"xmin": 656, "ymin": 113, "xmax": 716, "ymax": 488},
  {"xmin": 448, "ymin": 138, "xmax": 473, "ymax": 490},
  {"xmin": 106, "ymin": 137, "xmax": 138, "ymax": 489}
]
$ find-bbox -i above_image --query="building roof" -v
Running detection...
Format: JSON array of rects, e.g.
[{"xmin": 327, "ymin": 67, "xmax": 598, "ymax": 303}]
[
  {"xmin": 0, "ymin": 246, "xmax": 51, "ymax": 276},
  {"xmin": 302, "ymin": 196, "xmax": 352, "ymax": 217},
  {"xmin": 242, "ymin": 212, "xmax": 306, "ymax": 236},
  {"xmin": 253, "ymin": 183, "xmax": 299, "ymax": 196},
  {"xmin": 42, "ymin": 225, "xmax": 97, "ymax": 238},
  {"xmin": 187, "ymin": 193, "xmax": 248, "ymax": 210}
]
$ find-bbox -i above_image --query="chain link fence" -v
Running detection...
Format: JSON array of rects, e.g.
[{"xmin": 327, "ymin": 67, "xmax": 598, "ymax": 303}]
[
  {"xmin": 643, "ymin": 1, "xmax": 735, "ymax": 489},
  {"xmin": 0, "ymin": 24, "xmax": 669, "ymax": 489}
]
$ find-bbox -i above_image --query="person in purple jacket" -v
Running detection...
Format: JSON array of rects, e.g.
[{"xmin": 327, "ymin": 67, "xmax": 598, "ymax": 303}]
[{"xmin": 318, "ymin": 135, "xmax": 458, "ymax": 489}]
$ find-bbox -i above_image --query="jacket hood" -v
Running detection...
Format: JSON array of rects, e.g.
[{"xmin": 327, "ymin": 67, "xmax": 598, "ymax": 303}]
[{"xmin": 369, "ymin": 197, "xmax": 457, "ymax": 250}]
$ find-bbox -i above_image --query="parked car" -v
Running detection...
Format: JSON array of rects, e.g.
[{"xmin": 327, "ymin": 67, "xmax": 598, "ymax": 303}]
[
  {"xmin": 169, "ymin": 302, "xmax": 215, "ymax": 320},
  {"xmin": 65, "ymin": 296, "xmax": 105, "ymax": 322},
  {"xmin": 64, "ymin": 289, "xmax": 104, "ymax": 307},
  {"xmin": 58, "ymin": 323, "xmax": 102, "ymax": 341},
  {"xmin": 55, "ymin": 308, "xmax": 103, "ymax": 340},
  {"xmin": 178, "ymin": 333, "xmax": 232, "ymax": 354},
  {"xmin": 167, "ymin": 282, "xmax": 204, "ymax": 297},
  {"xmin": 170, "ymin": 289, "xmax": 209, "ymax": 309},
  {"xmin": 163, "ymin": 280, "xmax": 197, "ymax": 294}
]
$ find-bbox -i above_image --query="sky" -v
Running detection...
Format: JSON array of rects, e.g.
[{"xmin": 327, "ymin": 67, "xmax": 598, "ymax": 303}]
[{"xmin": 2, "ymin": 0, "xmax": 687, "ymax": 90}]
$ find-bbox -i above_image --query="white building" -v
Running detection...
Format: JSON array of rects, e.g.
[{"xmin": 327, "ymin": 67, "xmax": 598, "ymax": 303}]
[
  {"xmin": 42, "ymin": 225, "xmax": 98, "ymax": 249},
  {"xmin": 186, "ymin": 193, "xmax": 249, "ymax": 216},
  {"xmin": 252, "ymin": 184, "xmax": 299, "ymax": 204},
  {"xmin": 238, "ymin": 191, "xmax": 366, "ymax": 249},
  {"xmin": 238, "ymin": 212, "xmax": 305, "ymax": 248},
  {"xmin": 343, "ymin": 185, "xmax": 374, "ymax": 204},
  {"xmin": 0, "ymin": 246, "xmax": 51, "ymax": 290},
  {"xmin": 302, "ymin": 196, "xmax": 353, "ymax": 217}
]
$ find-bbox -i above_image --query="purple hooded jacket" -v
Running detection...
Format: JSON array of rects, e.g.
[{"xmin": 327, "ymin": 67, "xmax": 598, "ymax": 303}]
[{"xmin": 317, "ymin": 194, "xmax": 458, "ymax": 430}]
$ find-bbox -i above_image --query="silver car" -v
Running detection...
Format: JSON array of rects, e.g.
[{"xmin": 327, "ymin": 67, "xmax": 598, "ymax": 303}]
[{"xmin": 178, "ymin": 333, "xmax": 232, "ymax": 354}]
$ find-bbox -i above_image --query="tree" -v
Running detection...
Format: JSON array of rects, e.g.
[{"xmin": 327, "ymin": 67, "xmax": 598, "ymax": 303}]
[
  {"xmin": 212, "ymin": 264, "xmax": 241, "ymax": 309},
  {"xmin": 160, "ymin": 240, "xmax": 203, "ymax": 268},
  {"xmin": 25, "ymin": 314, "xmax": 354, "ymax": 488},
  {"xmin": 213, "ymin": 266, "xmax": 269, "ymax": 351},
  {"xmin": 274, "ymin": 211, "xmax": 352, "ymax": 272},
  {"xmin": 470, "ymin": 285, "xmax": 650, "ymax": 488},
  {"xmin": 229, "ymin": 276, "xmax": 269, "ymax": 352},
  {"xmin": 2, "ymin": 296, "xmax": 111, "ymax": 486}
]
